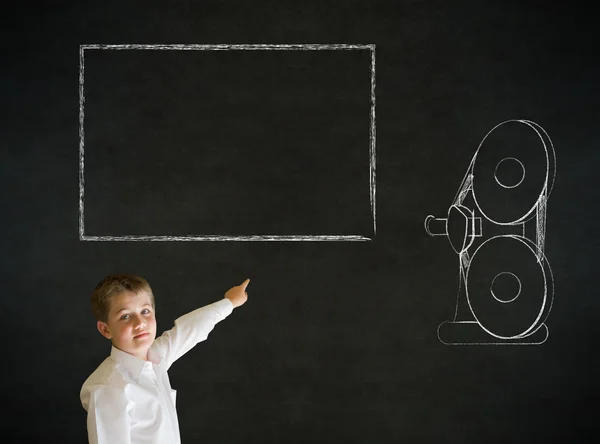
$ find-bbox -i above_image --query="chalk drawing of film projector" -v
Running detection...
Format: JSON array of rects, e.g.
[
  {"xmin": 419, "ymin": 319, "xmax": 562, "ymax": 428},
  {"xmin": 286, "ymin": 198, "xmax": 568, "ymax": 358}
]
[{"xmin": 424, "ymin": 120, "xmax": 556, "ymax": 345}]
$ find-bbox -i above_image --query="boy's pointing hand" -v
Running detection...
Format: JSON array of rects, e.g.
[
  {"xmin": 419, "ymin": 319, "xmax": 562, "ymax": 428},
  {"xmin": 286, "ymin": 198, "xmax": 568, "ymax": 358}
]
[{"xmin": 224, "ymin": 278, "xmax": 250, "ymax": 308}]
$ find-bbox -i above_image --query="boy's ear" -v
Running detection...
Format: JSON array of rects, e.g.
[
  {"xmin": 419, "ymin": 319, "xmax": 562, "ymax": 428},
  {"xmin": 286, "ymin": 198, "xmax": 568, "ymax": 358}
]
[{"xmin": 97, "ymin": 321, "xmax": 112, "ymax": 339}]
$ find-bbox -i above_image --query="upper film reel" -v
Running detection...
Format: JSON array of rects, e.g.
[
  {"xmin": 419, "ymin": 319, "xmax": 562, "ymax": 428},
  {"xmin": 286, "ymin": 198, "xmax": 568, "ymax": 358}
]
[{"xmin": 471, "ymin": 120, "xmax": 556, "ymax": 225}]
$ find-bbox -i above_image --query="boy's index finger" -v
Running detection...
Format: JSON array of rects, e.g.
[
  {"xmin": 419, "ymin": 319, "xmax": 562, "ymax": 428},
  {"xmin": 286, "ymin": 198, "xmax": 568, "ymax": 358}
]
[{"xmin": 240, "ymin": 278, "xmax": 250, "ymax": 290}]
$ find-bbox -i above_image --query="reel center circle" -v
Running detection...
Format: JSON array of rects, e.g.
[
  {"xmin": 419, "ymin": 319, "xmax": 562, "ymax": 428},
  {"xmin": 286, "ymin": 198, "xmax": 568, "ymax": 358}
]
[
  {"xmin": 490, "ymin": 271, "xmax": 522, "ymax": 303},
  {"xmin": 494, "ymin": 157, "xmax": 525, "ymax": 189}
]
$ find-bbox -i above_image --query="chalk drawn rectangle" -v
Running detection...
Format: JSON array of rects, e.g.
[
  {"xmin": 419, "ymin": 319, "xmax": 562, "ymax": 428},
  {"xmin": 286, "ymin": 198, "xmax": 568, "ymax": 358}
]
[{"xmin": 79, "ymin": 44, "xmax": 376, "ymax": 242}]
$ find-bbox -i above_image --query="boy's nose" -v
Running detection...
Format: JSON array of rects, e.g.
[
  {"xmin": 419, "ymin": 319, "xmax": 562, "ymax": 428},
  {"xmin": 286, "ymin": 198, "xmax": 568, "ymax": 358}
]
[{"xmin": 133, "ymin": 316, "xmax": 146, "ymax": 329}]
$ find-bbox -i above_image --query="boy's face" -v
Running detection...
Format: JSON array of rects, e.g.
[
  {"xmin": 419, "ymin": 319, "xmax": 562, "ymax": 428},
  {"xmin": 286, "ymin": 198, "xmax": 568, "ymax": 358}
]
[{"xmin": 97, "ymin": 290, "xmax": 157, "ymax": 361}]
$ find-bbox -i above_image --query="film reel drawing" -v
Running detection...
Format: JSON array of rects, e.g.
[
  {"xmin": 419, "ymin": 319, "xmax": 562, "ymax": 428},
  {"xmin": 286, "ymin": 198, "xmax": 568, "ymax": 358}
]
[{"xmin": 424, "ymin": 119, "xmax": 556, "ymax": 345}]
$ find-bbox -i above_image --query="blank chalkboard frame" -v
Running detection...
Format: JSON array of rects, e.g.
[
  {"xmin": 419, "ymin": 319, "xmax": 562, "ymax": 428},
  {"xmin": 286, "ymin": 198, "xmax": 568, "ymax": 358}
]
[{"xmin": 77, "ymin": 43, "xmax": 377, "ymax": 242}]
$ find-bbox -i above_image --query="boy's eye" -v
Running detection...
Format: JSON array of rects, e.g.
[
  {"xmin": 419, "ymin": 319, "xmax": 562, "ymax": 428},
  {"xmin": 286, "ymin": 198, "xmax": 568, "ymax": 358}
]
[
  {"xmin": 142, "ymin": 309, "xmax": 150, "ymax": 314},
  {"xmin": 120, "ymin": 314, "xmax": 130, "ymax": 320}
]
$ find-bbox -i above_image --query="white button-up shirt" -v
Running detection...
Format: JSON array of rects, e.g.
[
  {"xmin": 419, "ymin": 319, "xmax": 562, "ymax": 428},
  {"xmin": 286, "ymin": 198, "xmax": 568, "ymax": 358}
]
[{"xmin": 81, "ymin": 299, "xmax": 234, "ymax": 444}]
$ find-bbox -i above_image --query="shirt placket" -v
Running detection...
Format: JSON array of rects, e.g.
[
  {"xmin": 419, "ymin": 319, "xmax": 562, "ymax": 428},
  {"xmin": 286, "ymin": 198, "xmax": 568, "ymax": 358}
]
[{"xmin": 154, "ymin": 363, "xmax": 180, "ymax": 443}]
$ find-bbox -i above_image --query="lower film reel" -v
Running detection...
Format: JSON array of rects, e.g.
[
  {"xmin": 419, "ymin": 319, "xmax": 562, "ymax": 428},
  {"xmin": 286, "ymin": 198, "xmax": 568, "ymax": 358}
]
[{"xmin": 466, "ymin": 235, "xmax": 553, "ymax": 339}]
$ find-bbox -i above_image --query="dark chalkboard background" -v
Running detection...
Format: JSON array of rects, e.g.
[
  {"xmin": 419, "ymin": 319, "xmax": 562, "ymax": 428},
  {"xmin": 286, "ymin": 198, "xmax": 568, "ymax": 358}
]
[{"xmin": 2, "ymin": 1, "xmax": 598, "ymax": 442}]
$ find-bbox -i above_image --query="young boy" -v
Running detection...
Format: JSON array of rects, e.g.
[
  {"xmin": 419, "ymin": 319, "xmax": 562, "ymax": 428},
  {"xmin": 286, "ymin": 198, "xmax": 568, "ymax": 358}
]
[{"xmin": 80, "ymin": 274, "xmax": 249, "ymax": 444}]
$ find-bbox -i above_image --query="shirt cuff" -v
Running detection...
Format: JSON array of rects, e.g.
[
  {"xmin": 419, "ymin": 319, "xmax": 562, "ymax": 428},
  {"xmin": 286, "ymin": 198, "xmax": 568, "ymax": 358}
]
[
  {"xmin": 217, "ymin": 297, "xmax": 235, "ymax": 315},
  {"xmin": 175, "ymin": 298, "xmax": 234, "ymax": 326}
]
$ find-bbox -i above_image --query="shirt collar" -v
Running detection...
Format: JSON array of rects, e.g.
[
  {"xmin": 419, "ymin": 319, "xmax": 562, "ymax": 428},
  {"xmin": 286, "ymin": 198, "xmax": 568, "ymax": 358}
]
[{"xmin": 110, "ymin": 346, "xmax": 163, "ymax": 380}]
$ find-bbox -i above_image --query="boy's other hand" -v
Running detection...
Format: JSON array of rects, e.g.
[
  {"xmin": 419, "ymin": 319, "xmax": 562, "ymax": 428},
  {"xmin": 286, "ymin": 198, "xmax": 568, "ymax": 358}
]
[{"xmin": 225, "ymin": 278, "xmax": 250, "ymax": 308}]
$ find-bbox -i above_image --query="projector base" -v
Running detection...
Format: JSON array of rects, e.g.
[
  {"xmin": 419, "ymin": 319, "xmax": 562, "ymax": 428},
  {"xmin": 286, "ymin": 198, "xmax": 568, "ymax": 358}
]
[{"xmin": 437, "ymin": 321, "xmax": 549, "ymax": 345}]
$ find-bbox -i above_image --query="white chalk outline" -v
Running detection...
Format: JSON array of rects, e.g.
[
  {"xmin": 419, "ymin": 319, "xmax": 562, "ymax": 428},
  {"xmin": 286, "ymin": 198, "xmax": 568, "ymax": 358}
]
[
  {"xmin": 494, "ymin": 157, "xmax": 526, "ymax": 189},
  {"xmin": 490, "ymin": 271, "xmax": 522, "ymax": 304},
  {"xmin": 466, "ymin": 235, "xmax": 553, "ymax": 340},
  {"xmin": 437, "ymin": 322, "xmax": 549, "ymax": 346},
  {"xmin": 79, "ymin": 44, "xmax": 376, "ymax": 242},
  {"xmin": 425, "ymin": 119, "xmax": 556, "ymax": 345}
]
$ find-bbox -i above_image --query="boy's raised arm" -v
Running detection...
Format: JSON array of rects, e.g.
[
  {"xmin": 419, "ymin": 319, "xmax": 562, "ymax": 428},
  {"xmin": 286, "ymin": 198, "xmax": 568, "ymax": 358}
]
[{"xmin": 154, "ymin": 279, "xmax": 249, "ymax": 369}]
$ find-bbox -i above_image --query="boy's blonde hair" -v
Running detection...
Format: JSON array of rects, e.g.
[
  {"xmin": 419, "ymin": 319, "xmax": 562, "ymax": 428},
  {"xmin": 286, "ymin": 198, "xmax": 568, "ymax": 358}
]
[{"xmin": 91, "ymin": 274, "xmax": 155, "ymax": 323}]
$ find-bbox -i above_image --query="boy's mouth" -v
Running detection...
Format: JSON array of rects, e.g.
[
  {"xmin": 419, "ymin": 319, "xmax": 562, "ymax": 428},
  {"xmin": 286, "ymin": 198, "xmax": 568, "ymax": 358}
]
[{"xmin": 134, "ymin": 332, "xmax": 149, "ymax": 339}]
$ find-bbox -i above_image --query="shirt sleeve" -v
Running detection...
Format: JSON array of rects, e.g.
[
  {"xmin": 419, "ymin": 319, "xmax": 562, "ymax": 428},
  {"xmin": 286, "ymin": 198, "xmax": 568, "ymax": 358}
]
[
  {"xmin": 153, "ymin": 298, "xmax": 234, "ymax": 369},
  {"xmin": 82, "ymin": 384, "xmax": 132, "ymax": 444}
]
